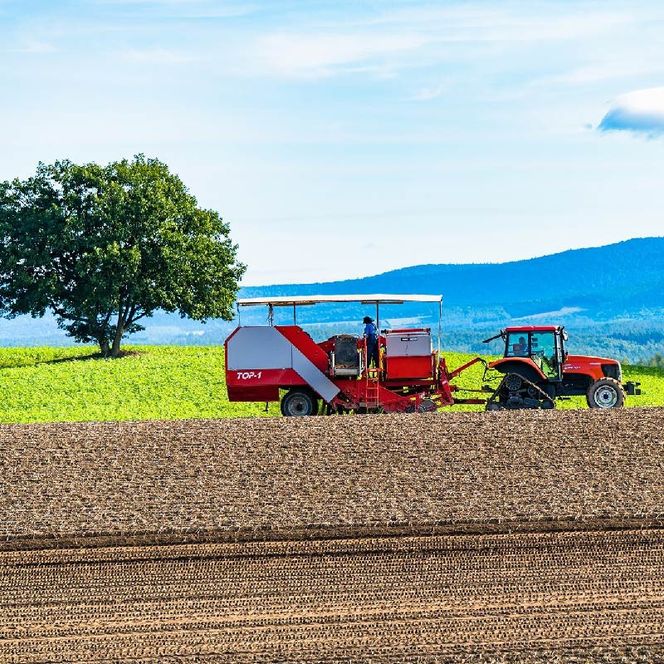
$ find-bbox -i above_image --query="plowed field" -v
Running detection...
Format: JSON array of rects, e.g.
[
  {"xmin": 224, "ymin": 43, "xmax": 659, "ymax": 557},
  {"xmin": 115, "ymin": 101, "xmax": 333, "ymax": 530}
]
[
  {"xmin": 2, "ymin": 409, "xmax": 664, "ymax": 661},
  {"xmin": 3, "ymin": 409, "xmax": 664, "ymax": 549},
  {"xmin": 2, "ymin": 530, "xmax": 664, "ymax": 662}
]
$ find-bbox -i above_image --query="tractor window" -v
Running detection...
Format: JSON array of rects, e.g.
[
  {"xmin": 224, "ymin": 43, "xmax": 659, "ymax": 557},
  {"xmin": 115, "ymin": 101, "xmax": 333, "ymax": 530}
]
[
  {"xmin": 530, "ymin": 332, "xmax": 558, "ymax": 378},
  {"xmin": 505, "ymin": 333, "xmax": 529, "ymax": 357}
]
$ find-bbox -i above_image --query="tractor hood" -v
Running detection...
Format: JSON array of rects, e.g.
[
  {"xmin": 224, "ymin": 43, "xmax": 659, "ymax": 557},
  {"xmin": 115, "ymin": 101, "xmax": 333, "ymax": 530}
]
[
  {"xmin": 564, "ymin": 355, "xmax": 622, "ymax": 381},
  {"xmin": 565, "ymin": 354, "xmax": 620, "ymax": 366}
]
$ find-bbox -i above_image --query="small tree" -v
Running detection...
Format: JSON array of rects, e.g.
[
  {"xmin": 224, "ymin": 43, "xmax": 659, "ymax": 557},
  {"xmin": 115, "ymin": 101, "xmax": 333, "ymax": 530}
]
[{"xmin": 0, "ymin": 155, "xmax": 245, "ymax": 357}]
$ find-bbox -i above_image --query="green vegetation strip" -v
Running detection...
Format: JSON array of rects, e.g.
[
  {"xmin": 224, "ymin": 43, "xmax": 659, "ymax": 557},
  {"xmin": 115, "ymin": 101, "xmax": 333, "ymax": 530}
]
[{"xmin": 0, "ymin": 346, "xmax": 659, "ymax": 423}]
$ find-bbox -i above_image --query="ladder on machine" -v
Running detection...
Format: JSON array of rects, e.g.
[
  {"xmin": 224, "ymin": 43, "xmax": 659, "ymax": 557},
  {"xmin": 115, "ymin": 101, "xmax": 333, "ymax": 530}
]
[{"xmin": 362, "ymin": 344, "xmax": 381, "ymax": 410}]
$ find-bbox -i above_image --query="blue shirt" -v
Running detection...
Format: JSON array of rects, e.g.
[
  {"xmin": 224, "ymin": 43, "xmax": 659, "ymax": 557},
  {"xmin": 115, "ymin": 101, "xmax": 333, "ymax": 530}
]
[{"xmin": 364, "ymin": 322, "xmax": 378, "ymax": 341}]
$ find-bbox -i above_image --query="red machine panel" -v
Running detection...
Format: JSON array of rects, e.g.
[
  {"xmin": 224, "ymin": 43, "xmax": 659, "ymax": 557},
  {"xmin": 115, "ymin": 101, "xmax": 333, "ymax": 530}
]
[
  {"xmin": 225, "ymin": 325, "xmax": 340, "ymax": 403},
  {"xmin": 226, "ymin": 368, "xmax": 306, "ymax": 402},
  {"xmin": 384, "ymin": 328, "xmax": 433, "ymax": 380},
  {"xmin": 385, "ymin": 355, "xmax": 433, "ymax": 380}
]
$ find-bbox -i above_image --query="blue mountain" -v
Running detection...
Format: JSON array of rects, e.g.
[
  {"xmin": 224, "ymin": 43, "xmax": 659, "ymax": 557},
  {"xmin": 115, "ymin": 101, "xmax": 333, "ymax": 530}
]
[{"xmin": 242, "ymin": 237, "xmax": 664, "ymax": 319}]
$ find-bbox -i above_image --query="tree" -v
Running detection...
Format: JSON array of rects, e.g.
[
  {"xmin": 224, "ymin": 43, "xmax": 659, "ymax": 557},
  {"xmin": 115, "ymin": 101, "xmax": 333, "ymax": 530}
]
[{"xmin": 0, "ymin": 155, "xmax": 245, "ymax": 357}]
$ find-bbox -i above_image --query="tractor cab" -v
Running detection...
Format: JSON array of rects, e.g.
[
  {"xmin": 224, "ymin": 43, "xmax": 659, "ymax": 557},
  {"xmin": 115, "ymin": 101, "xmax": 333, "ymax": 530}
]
[{"xmin": 501, "ymin": 326, "xmax": 567, "ymax": 381}]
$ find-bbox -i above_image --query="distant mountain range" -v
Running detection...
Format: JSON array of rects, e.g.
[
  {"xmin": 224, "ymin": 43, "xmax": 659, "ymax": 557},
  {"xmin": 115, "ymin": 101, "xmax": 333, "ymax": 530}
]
[
  {"xmin": 242, "ymin": 237, "xmax": 664, "ymax": 319},
  {"xmin": 1, "ymin": 237, "xmax": 663, "ymax": 362}
]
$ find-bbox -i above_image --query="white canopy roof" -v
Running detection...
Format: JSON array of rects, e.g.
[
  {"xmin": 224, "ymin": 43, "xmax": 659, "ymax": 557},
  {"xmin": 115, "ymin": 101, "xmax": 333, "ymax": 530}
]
[{"xmin": 237, "ymin": 293, "xmax": 442, "ymax": 307}]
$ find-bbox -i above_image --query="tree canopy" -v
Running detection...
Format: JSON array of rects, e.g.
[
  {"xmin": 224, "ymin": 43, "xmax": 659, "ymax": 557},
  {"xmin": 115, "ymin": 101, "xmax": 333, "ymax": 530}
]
[{"xmin": 0, "ymin": 155, "xmax": 245, "ymax": 356}]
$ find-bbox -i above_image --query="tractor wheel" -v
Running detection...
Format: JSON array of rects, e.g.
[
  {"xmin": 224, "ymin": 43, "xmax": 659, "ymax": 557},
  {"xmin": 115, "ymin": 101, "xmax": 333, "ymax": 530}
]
[
  {"xmin": 504, "ymin": 373, "xmax": 523, "ymax": 392},
  {"xmin": 281, "ymin": 389, "xmax": 318, "ymax": 416},
  {"xmin": 586, "ymin": 378, "xmax": 625, "ymax": 409}
]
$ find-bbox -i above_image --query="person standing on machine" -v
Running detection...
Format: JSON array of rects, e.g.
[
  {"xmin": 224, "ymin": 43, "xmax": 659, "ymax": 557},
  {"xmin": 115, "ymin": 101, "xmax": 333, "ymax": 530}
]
[{"xmin": 363, "ymin": 316, "xmax": 379, "ymax": 367}]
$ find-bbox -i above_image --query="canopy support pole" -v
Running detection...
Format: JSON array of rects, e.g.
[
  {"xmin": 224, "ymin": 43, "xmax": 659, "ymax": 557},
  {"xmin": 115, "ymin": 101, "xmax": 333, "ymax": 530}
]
[{"xmin": 438, "ymin": 299, "xmax": 443, "ymax": 354}]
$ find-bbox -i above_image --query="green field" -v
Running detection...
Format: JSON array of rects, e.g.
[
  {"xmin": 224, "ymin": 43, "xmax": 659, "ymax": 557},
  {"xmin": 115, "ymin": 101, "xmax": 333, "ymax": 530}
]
[{"xmin": 0, "ymin": 346, "xmax": 660, "ymax": 423}]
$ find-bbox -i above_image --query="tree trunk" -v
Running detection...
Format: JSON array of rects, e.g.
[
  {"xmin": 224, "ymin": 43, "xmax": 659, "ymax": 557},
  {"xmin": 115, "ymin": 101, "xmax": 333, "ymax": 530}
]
[
  {"xmin": 111, "ymin": 320, "xmax": 124, "ymax": 357},
  {"xmin": 98, "ymin": 337, "xmax": 110, "ymax": 357},
  {"xmin": 109, "ymin": 301, "xmax": 127, "ymax": 358}
]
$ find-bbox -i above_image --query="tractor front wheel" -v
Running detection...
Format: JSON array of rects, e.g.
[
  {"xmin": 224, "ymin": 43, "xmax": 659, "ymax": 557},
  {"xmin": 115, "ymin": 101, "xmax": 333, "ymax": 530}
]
[
  {"xmin": 281, "ymin": 389, "xmax": 319, "ymax": 416},
  {"xmin": 586, "ymin": 378, "xmax": 625, "ymax": 409}
]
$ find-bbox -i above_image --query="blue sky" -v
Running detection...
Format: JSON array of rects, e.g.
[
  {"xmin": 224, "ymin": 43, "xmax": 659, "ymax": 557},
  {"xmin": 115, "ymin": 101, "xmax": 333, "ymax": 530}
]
[{"xmin": 1, "ymin": 0, "xmax": 664, "ymax": 284}]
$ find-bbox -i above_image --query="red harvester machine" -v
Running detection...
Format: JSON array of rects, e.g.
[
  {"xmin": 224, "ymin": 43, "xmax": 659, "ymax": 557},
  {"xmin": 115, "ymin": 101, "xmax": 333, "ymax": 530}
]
[
  {"xmin": 225, "ymin": 294, "xmax": 484, "ymax": 415},
  {"xmin": 225, "ymin": 294, "xmax": 640, "ymax": 415}
]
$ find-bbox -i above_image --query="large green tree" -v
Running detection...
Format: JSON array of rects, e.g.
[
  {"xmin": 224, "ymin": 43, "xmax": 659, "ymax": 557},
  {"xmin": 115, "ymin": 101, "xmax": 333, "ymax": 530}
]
[{"xmin": 0, "ymin": 155, "xmax": 245, "ymax": 357}]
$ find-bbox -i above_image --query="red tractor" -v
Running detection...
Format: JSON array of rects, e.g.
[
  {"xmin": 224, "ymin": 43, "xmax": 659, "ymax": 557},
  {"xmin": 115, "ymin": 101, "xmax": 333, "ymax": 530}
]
[{"xmin": 482, "ymin": 326, "xmax": 641, "ymax": 410}]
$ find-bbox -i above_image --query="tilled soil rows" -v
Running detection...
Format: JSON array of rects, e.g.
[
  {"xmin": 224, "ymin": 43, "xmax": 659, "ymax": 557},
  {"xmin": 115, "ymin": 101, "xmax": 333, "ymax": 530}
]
[
  {"xmin": 1, "ymin": 530, "xmax": 664, "ymax": 662},
  {"xmin": 2, "ymin": 409, "xmax": 664, "ymax": 661},
  {"xmin": 2, "ymin": 409, "xmax": 664, "ymax": 550}
]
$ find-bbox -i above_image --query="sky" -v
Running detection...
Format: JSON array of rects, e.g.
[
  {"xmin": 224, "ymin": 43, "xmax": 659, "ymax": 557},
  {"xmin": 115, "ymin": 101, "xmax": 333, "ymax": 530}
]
[{"xmin": 1, "ymin": 0, "xmax": 664, "ymax": 285}]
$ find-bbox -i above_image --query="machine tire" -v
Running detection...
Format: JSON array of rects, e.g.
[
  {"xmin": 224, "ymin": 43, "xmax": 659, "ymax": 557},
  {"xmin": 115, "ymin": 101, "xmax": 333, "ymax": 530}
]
[
  {"xmin": 586, "ymin": 378, "xmax": 624, "ymax": 409},
  {"xmin": 281, "ymin": 389, "xmax": 318, "ymax": 416}
]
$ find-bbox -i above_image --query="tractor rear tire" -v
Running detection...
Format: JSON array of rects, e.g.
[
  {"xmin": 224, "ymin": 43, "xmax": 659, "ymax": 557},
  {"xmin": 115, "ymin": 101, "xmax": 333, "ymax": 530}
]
[
  {"xmin": 281, "ymin": 389, "xmax": 319, "ymax": 417},
  {"xmin": 586, "ymin": 378, "xmax": 625, "ymax": 409}
]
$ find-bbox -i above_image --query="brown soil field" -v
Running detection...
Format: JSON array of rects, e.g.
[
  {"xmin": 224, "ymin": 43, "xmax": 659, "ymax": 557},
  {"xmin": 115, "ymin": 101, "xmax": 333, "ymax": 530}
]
[
  {"xmin": 2, "ymin": 530, "xmax": 664, "ymax": 662},
  {"xmin": 2, "ymin": 409, "xmax": 664, "ymax": 661},
  {"xmin": 2, "ymin": 409, "xmax": 664, "ymax": 550}
]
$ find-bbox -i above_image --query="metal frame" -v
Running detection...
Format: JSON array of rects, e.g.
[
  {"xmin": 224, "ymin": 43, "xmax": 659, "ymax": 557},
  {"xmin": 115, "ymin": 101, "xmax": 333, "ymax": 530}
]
[
  {"xmin": 236, "ymin": 294, "xmax": 443, "ymax": 347},
  {"xmin": 237, "ymin": 294, "xmax": 442, "ymax": 306}
]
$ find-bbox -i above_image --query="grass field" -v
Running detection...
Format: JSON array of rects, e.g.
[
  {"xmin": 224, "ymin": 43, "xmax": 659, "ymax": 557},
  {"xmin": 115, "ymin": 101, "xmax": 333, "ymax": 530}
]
[{"xmin": 0, "ymin": 345, "xmax": 660, "ymax": 423}]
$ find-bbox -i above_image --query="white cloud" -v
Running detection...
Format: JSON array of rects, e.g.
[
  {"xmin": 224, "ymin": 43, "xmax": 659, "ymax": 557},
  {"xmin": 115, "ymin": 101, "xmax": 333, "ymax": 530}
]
[
  {"xmin": 96, "ymin": 0, "xmax": 212, "ymax": 5},
  {"xmin": 255, "ymin": 32, "xmax": 429, "ymax": 78},
  {"xmin": 551, "ymin": 63, "xmax": 656, "ymax": 85},
  {"xmin": 363, "ymin": 5, "xmax": 632, "ymax": 43},
  {"xmin": 599, "ymin": 87, "xmax": 664, "ymax": 136},
  {"xmin": 93, "ymin": 0, "xmax": 257, "ymax": 17},
  {"xmin": 248, "ymin": 4, "xmax": 638, "ymax": 81}
]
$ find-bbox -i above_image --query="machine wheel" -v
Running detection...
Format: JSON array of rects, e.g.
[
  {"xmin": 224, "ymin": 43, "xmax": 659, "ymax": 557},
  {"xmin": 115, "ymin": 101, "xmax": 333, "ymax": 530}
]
[
  {"xmin": 586, "ymin": 378, "xmax": 624, "ymax": 409},
  {"xmin": 418, "ymin": 398, "xmax": 437, "ymax": 413},
  {"xmin": 281, "ymin": 389, "xmax": 318, "ymax": 416}
]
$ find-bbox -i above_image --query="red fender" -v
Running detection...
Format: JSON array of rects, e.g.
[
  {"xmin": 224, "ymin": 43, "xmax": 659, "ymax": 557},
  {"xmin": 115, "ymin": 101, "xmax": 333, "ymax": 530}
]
[{"xmin": 488, "ymin": 357, "xmax": 548, "ymax": 382}]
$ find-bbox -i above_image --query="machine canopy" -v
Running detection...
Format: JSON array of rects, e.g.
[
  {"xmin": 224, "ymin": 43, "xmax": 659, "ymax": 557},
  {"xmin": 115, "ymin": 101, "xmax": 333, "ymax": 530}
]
[{"xmin": 237, "ymin": 294, "xmax": 443, "ymax": 307}]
